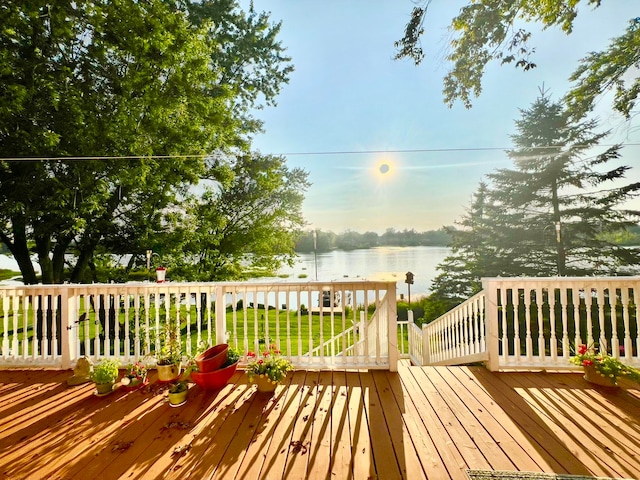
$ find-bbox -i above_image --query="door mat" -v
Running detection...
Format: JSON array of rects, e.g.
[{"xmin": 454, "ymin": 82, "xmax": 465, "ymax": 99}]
[{"xmin": 466, "ymin": 470, "xmax": 633, "ymax": 480}]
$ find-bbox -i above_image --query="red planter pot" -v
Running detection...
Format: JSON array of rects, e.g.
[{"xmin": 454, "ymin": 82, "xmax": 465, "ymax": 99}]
[
  {"xmin": 191, "ymin": 362, "xmax": 238, "ymax": 390},
  {"xmin": 195, "ymin": 344, "xmax": 229, "ymax": 373}
]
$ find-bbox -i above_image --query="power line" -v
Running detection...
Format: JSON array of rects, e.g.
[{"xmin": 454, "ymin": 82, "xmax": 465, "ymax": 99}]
[{"xmin": 1, "ymin": 142, "xmax": 639, "ymax": 161}]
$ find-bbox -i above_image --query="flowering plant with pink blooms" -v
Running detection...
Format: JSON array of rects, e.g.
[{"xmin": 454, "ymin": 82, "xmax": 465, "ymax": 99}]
[
  {"xmin": 120, "ymin": 361, "xmax": 148, "ymax": 386},
  {"xmin": 570, "ymin": 344, "xmax": 640, "ymax": 384},
  {"xmin": 245, "ymin": 345, "xmax": 293, "ymax": 384}
]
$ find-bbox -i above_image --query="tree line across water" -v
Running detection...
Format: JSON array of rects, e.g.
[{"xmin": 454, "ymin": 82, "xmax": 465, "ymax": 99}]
[
  {"xmin": 294, "ymin": 225, "xmax": 640, "ymax": 254},
  {"xmin": 294, "ymin": 228, "xmax": 452, "ymax": 253}
]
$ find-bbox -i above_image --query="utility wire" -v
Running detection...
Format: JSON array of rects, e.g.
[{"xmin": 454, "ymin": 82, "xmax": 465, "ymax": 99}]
[{"xmin": 1, "ymin": 142, "xmax": 640, "ymax": 161}]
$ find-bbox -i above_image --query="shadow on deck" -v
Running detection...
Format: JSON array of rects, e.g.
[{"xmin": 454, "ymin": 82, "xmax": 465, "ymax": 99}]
[{"xmin": 0, "ymin": 365, "xmax": 639, "ymax": 479}]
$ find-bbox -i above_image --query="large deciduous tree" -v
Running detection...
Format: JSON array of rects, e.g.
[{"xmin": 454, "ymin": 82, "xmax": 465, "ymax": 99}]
[
  {"xmin": 396, "ymin": 1, "xmax": 640, "ymax": 117},
  {"xmin": 0, "ymin": 0, "xmax": 293, "ymax": 283},
  {"xmin": 164, "ymin": 153, "xmax": 310, "ymax": 281},
  {"xmin": 431, "ymin": 92, "xmax": 640, "ymax": 300}
]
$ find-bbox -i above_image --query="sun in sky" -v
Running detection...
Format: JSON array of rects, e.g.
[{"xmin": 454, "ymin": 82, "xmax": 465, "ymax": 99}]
[{"xmin": 375, "ymin": 159, "xmax": 395, "ymax": 181}]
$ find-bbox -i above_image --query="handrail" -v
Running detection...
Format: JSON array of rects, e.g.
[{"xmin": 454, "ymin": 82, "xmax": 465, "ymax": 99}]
[
  {"xmin": 0, "ymin": 280, "xmax": 397, "ymax": 370},
  {"xmin": 416, "ymin": 277, "xmax": 640, "ymax": 371},
  {"xmin": 482, "ymin": 276, "xmax": 640, "ymax": 370},
  {"xmin": 422, "ymin": 290, "xmax": 487, "ymax": 366}
]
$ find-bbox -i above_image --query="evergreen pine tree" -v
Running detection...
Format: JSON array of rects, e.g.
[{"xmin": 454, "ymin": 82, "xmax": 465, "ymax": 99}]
[{"xmin": 432, "ymin": 91, "xmax": 640, "ymax": 301}]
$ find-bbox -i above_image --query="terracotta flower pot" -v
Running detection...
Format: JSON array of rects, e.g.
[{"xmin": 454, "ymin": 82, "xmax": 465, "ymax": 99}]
[
  {"xmin": 195, "ymin": 344, "xmax": 229, "ymax": 373},
  {"xmin": 191, "ymin": 361, "xmax": 238, "ymax": 390},
  {"xmin": 583, "ymin": 365, "xmax": 617, "ymax": 387}
]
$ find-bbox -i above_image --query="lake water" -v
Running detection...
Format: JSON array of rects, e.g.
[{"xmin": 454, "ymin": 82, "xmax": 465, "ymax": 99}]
[
  {"xmin": 273, "ymin": 246, "xmax": 450, "ymax": 298},
  {"xmin": 1, "ymin": 246, "xmax": 451, "ymax": 295}
]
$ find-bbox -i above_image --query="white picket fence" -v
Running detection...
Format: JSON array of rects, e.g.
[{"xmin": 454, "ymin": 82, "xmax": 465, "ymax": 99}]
[
  {"xmin": 409, "ymin": 277, "xmax": 640, "ymax": 370},
  {"xmin": 0, "ymin": 281, "xmax": 398, "ymax": 371}
]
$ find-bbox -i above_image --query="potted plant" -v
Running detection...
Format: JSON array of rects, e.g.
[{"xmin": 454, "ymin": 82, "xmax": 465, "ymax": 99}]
[
  {"xmin": 156, "ymin": 325, "xmax": 183, "ymax": 382},
  {"xmin": 191, "ymin": 346, "xmax": 241, "ymax": 390},
  {"xmin": 121, "ymin": 361, "xmax": 149, "ymax": 389},
  {"xmin": 246, "ymin": 344, "xmax": 293, "ymax": 393},
  {"xmin": 168, "ymin": 380, "xmax": 189, "ymax": 406},
  {"xmin": 91, "ymin": 358, "xmax": 120, "ymax": 395},
  {"xmin": 571, "ymin": 343, "xmax": 640, "ymax": 387}
]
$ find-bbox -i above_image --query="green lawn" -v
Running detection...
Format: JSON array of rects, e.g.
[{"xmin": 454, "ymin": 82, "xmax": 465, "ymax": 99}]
[{"xmin": 0, "ymin": 299, "xmax": 371, "ymax": 359}]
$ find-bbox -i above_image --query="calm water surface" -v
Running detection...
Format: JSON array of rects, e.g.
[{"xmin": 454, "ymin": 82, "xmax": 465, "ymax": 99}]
[
  {"xmin": 275, "ymin": 246, "xmax": 450, "ymax": 297},
  {"xmin": 1, "ymin": 247, "xmax": 451, "ymax": 296}
]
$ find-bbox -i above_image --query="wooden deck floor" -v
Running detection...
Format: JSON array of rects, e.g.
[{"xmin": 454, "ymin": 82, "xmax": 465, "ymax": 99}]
[{"xmin": 0, "ymin": 364, "xmax": 639, "ymax": 480}]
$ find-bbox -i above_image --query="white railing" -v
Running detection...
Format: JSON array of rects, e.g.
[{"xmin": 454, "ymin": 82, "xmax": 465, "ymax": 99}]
[
  {"xmin": 407, "ymin": 319, "xmax": 424, "ymax": 365},
  {"xmin": 308, "ymin": 324, "xmax": 358, "ymax": 358},
  {"xmin": 0, "ymin": 280, "xmax": 398, "ymax": 371},
  {"xmin": 415, "ymin": 277, "xmax": 640, "ymax": 371},
  {"xmin": 483, "ymin": 277, "xmax": 640, "ymax": 371},
  {"xmin": 421, "ymin": 291, "xmax": 488, "ymax": 366},
  {"xmin": 398, "ymin": 310, "xmax": 416, "ymax": 360}
]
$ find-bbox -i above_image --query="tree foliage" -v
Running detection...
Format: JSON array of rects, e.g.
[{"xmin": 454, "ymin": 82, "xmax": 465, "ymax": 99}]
[
  {"xmin": 431, "ymin": 92, "xmax": 640, "ymax": 301},
  {"xmin": 567, "ymin": 18, "xmax": 640, "ymax": 118},
  {"xmin": 396, "ymin": 1, "xmax": 640, "ymax": 117},
  {"xmin": 0, "ymin": 0, "xmax": 293, "ymax": 283},
  {"xmin": 160, "ymin": 154, "xmax": 309, "ymax": 281}
]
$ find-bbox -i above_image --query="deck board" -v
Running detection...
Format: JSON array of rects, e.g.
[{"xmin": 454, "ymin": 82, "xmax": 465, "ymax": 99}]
[{"xmin": 0, "ymin": 365, "xmax": 639, "ymax": 480}]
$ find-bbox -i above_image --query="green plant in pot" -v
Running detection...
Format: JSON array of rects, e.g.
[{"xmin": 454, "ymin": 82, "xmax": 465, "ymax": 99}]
[
  {"xmin": 223, "ymin": 346, "xmax": 241, "ymax": 368},
  {"xmin": 168, "ymin": 380, "xmax": 189, "ymax": 406},
  {"xmin": 156, "ymin": 322, "xmax": 183, "ymax": 382},
  {"xmin": 91, "ymin": 358, "xmax": 120, "ymax": 395}
]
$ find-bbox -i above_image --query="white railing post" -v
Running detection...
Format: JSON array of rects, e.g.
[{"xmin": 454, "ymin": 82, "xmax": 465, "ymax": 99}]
[
  {"xmin": 387, "ymin": 283, "xmax": 398, "ymax": 372},
  {"xmin": 58, "ymin": 288, "xmax": 73, "ymax": 368},
  {"xmin": 61, "ymin": 287, "xmax": 75, "ymax": 368},
  {"xmin": 483, "ymin": 279, "xmax": 500, "ymax": 371},
  {"xmin": 422, "ymin": 324, "xmax": 430, "ymax": 365},
  {"xmin": 215, "ymin": 285, "xmax": 226, "ymax": 345}
]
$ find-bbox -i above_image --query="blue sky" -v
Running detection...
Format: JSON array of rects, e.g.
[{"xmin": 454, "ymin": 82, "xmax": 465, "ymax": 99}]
[{"xmin": 248, "ymin": 1, "xmax": 640, "ymax": 233}]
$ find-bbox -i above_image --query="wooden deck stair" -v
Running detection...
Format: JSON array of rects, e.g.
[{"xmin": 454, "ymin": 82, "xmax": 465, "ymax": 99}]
[{"xmin": 1, "ymin": 365, "xmax": 639, "ymax": 479}]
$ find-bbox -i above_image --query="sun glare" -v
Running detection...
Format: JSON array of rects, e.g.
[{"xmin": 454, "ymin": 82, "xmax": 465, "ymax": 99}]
[{"xmin": 375, "ymin": 160, "xmax": 394, "ymax": 180}]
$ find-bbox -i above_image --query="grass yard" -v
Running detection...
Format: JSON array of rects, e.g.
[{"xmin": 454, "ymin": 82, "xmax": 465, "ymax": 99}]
[{"xmin": 0, "ymin": 297, "xmax": 371, "ymax": 359}]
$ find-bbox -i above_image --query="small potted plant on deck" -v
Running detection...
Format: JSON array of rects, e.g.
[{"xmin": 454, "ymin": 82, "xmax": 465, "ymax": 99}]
[
  {"xmin": 246, "ymin": 344, "xmax": 293, "ymax": 393},
  {"xmin": 168, "ymin": 380, "xmax": 189, "ymax": 406},
  {"xmin": 91, "ymin": 358, "xmax": 120, "ymax": 395},
  {"xmin": 156, "ymin": 329, "xmax": 183, "ymax": 382},
  {"xmin": 121, "ymin": 361, "xmax": 149, "ymax": 389},
  {"xmin": 571, "ymin": 343, "xmax": 640, "ymax": 387}
]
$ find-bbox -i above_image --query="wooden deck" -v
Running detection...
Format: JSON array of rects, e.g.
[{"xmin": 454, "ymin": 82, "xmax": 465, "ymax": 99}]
[{"xmin": 1, "ymin": 364, "xmax": 639, "ymax": 480}]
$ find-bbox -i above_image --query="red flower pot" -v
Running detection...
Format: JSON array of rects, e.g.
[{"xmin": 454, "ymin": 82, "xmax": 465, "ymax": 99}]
[
  {"xmin": 195, "ymin": 344, "xmax": 229, "ymax": 373},
  {"xmin": 191, "ymin": 362, "xmax": 238, "ymax": 390}
]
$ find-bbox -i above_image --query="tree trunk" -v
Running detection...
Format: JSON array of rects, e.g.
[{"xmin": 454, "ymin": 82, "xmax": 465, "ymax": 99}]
[
  {"xmin": 70, "ymin": 188, "xmax": 124, "ymax": 283},
  {"xmin": 1, "ymin": 217, "xmax": 38, "ymax": 284},
  {"xmin": 550, "ymin": 178, "xmax": 566, "ymax": 276},
  {"xmin": 52, "ymin": 239, "xmax": 70, "ymax": 284},
  {"xmin": 35, "ymin": 233, "xmax": 55, "ymax": 284},
  {"xmin": 70, "ymin": 242, "xmax": 97, "ymax": 283}
]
